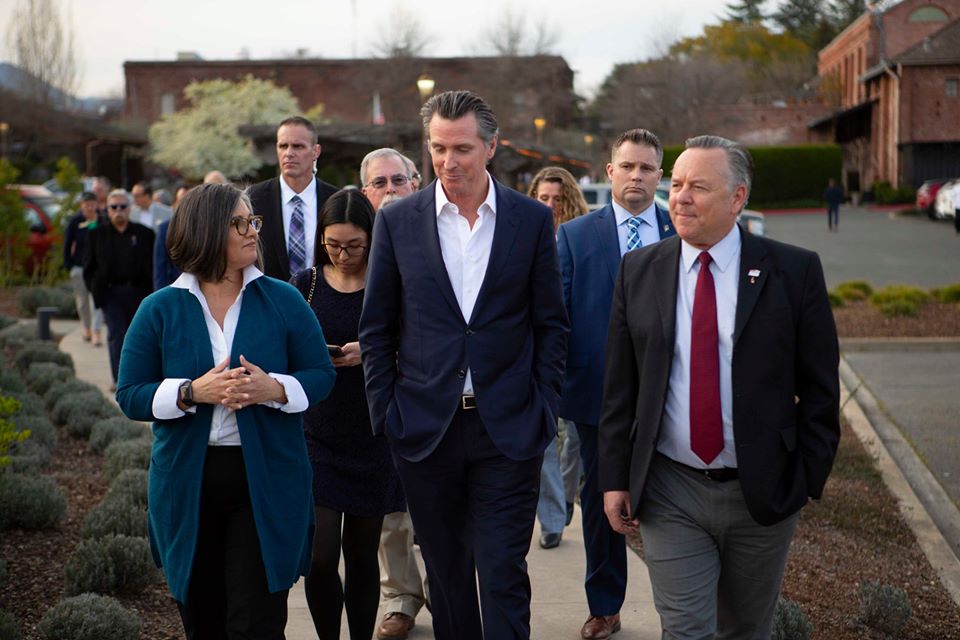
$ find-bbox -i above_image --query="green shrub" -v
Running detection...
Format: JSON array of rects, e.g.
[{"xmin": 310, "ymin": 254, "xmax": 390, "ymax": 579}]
[
  {"xmin": 44, "ymin": 379, "xmax": 99, "ymax": 409},
  {"xmin": 24, "ymin": 362, "xmax": 73, "ymax": 395},
  {"xmin": 931, "ymin": 283, "xmax": 960, "ymax": 304},
  {"xmin": 871, "ymin": 181, "xmax": 916, "ymax": 205},
  {"xmin": 81, "ymin": 494, "xmax": 147, "ymax": 539},
  {"xmin": 52, "ymin": 391, "xmax": 120, "ymax": 438},
  {"xmin": 103, "ymin": 437, "xmax": 152, "ymax": 480},
  {"xmin": 89, "ymin": 418, "xmax": 147, "ymax": 455},
  {"xmin": 870, "ymin": 285, "xmax": 931, "ymax": 317},
  {"xmin": 858, "ymin": 581, "xmax": 911, "ymax": 636},
  {"xmin": 6, "ymin": 391, "xmax": 44, "ymax": 417},
  {"xmin": 108, "ymin": 469, "xmax": 148, "ymax": 507},
  {"xmin": 14, "ymin": 344, "xmax": 74, "ymax": 374},
  {"xmin": 37, "ymin": 593, "xmax": 140, "ymax": 640},
  {"xmin": 0, "ymin": 474, "xmax": 66, "ymax": 529},
  {"xmin": 0, "ymin": 324, "xmax": 36, "ymax": 349},
  {"xmin": 835, "ymin": 280, "xmax": 873, "ymax": 301},
  {"xmin": 63, "ymin": 535, "xmax": 158, "ymax": 596},
  {"xmin": 18, "ymin": 286, "xmax": 76, "ymax": 318},
  {"xmin": 772, "ymin": 596, "xmax": 813, "ymax": 640},
  {"xmin": 827, "ymin": 291, "xmax": 843, "ymax": 308},
  {"xmin": 0, "ymin": 371, "xmax": 25, "ymax": 394},
  {"xmin": 13, "ymin": 414, "xmax": 56, "ymax": 450},
  {"xmin": 0, "ymin": 609, "xmax": 22, "ymax": 640},
  {"xmin": 0, "ymin": 315, "xmax": 16, "ymax": 331},
  {"xmin": 5, "ymin": 439, "xmax": 52, "ymax": 474}
]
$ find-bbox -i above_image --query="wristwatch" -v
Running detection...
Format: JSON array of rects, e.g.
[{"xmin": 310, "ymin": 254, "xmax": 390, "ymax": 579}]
[{"xmin": 178, "ymin": 380, "xmax": 195, "ymax": 407}]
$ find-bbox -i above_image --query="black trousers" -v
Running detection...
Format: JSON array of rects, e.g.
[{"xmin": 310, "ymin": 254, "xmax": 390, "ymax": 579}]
[
  {"xmin": 101, "ymin": 285, "xmax": 142, "ymax": 383},
  {"xmin": 392, "ymin": 408, "xmax": 542, "ymax": 640},
  {"xmin": 178, "ymin": 447, "xmax": 288, "ymax": 640}
]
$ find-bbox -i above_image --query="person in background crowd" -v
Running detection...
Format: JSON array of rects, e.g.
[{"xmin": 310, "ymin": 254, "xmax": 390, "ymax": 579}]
[
  {"xmin": 153, "ymin": 189, "xmax": 173, "ymax": 206},
  {"xmin": 131, "ymin": 181, "xmax": 173, "ymax": 231},
  {"xmin": 556, "ymin": 129, "xmax": 675, "ymax": 640},
  {"xmin": 84, "ymin": 189, "xmax": 154, "ymax": 390},
  {"xmin": 63, "ymin": 191, "xmax": 103, "ymax": 346},
  {"xmin": 527, "ymin": 166, "xmax": 590, "ymax": 550},
  {"xmin": 204, "ymin": 170, "xmax": 229, "ymax": 185},
  {"xmin": 92, "ymin": 176, "xmax": 111, "ymax": 217},
  {"xmin": 116, "ymin": 182, "xmax": 336, "ymax": 639},
  {"xmin": 824, "ymin": 178, "xmax": 844, "ymax": 232},
  {"xmin": 361, "ymin": 148, "xmax": 416, "ymax": 212},
  {"xmin": 600, "ymin": 135, "xmax": 840, "ymax": 639},
  {"xmin": 247, "ymin": 116, "xmax": 338, "ymax": 281}
]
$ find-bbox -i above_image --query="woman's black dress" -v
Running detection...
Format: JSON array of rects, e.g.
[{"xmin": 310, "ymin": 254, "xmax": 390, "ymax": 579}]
[{"xmin": 292, "ymin": 268, "xmax": 405, "ymax": 517}]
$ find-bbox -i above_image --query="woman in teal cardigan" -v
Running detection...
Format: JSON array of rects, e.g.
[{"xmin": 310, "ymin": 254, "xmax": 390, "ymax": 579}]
[{"xmin": 116, "ymin": 183, "xmax": 336, "ymax": 638}]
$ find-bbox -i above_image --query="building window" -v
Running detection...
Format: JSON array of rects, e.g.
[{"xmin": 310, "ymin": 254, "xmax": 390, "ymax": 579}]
[
  {"xmin": 947, "ymin": 79, "xmax": 959, "ymax": 98},
  {"xmin": 160, "ymin": 93, "xmax": 175, "ymax": 116},
  {"xmin": 908, "ymin": 6, "xmax": 948, "ymax": 22}
]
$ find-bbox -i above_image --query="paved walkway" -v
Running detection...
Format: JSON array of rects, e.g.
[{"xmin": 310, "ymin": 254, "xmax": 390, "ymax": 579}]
[{"xmin": 54, "ymin": 318, "xmax": 660, "ymax": 639}]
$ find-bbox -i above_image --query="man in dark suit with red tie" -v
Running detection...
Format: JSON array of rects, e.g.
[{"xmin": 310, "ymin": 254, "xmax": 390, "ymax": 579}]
[
  {"xmin": 599, "ymin": 135, "xmax": 840, "ymax": 638},
  {"xmin": 359, "ymin": 90, "xmax": 568, "ymax": 640}
]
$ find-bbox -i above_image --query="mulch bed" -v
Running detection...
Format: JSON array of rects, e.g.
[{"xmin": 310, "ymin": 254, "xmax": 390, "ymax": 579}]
[{"xmin": 834, "ymin": 299, "xmax": 960, "ymax": 338}]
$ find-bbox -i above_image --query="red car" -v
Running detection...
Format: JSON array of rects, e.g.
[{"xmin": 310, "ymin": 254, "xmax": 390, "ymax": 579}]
[
  {"xmin": 917, "ymin": 179, "xmax": 946, "ymax": 219},
  {"xmin": 13, "ymin": 185, "xmax": 62, "ymax": 273}
]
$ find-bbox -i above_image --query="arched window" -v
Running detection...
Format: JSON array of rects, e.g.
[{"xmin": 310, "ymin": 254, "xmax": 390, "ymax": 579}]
[{"xmin": 908, "ymin": 6, "xmax": 949, "ymax": 22}]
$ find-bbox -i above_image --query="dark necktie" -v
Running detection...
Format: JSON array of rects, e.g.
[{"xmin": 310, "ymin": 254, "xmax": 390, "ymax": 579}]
[
  {"xmin": 288, "ymin": 195, "xmax": 306, "ymax": 274},
  {"xmin": 690, "ymin": 251, "xmax": 723, "ymax": 464}
]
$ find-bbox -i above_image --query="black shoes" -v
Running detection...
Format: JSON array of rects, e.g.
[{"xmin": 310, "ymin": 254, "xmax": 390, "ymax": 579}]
[{"xmin": 539, "ymin": 532, "xmax": 562, "ymax": 549}]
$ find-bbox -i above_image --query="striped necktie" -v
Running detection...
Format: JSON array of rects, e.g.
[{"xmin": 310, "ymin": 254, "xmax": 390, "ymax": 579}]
[
  {"xmin": 626, "ymin": 216, "xmax": 643, "ymax": 252},
  {"xmin": 288, "ymin": 195, "xmax": 306, "ymax": 274}
]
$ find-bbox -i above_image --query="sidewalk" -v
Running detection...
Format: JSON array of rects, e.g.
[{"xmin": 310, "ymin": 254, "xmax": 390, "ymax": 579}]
[{"xmin": 55, "ymin": 319, "xmax": 661, "ymax": 639}]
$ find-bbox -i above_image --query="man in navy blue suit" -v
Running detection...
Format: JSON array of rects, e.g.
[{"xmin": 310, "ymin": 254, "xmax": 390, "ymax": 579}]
[
  {"xmin": 359, "ymin": 90, "xmax": 568, "ymax": 640},
  {"xmin": 556, "ymin": 128, "xmax": 674, "ymax": 640}
]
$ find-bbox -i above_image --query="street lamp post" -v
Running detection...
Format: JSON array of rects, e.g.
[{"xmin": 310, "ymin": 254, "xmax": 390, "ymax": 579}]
[
  {"xmin": 416, "ymin": 75, "xmax": 436, "ymax": 185},
  {"xmin": 0, "ymin": 122, "xmax": 9, "ymax": 161},
  {"xmin": 534, "ymin": 117, "xmax": 546, "ymax": 146}
]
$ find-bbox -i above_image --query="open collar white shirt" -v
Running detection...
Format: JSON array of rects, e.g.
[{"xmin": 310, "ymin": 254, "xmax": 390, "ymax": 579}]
[
  {"xmin": 613, "ymin": 200, "xmax": 663, "ymax": 255},
  {"xmin": 659, "ymin": 224, "xmax": 741, "ymax": 469},
  {"xmin": 151, "ymin": 265, "xmax": 308, "ymax": 445},
  {"xmin": 279, "ymin": 175, "xmax": 318, "ymax": 270},
  {"xmin": 435, "ymin": 172, "xmax": 497, "ymax": 395}
]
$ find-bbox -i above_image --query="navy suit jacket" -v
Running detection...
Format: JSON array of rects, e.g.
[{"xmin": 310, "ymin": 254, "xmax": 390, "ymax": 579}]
[
  {"xmin": 152, "ymin": 220, "xmax": 181, "ymax": 290},
  {"xmin": 556, "ymin": 203, "xmax": 674, "ymax": 426},
  {"xmin": 359, "ymin": 179, "xmax": 569, "ymax": 462}
]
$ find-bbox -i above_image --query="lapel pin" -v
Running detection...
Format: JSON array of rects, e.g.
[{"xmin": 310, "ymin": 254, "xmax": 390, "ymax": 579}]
[
  {"xmin": 748, "ymin": 268, "xmax": 761, "ymax": 284},
  {"xmin": 663, "ymin": 224, "xmax": 670, "ymax": 233}
]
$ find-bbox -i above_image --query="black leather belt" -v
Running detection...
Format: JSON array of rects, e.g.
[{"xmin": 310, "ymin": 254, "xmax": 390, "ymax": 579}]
[
  {"xmin": 460, "ymin": 394, "xmax": 477, "ymax": 410},
  {"xmin": 662, "ymin": 453, "xmax": 738, "ymax": 482}
]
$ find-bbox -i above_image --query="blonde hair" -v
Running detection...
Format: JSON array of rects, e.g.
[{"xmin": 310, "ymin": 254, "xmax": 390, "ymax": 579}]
[{"xmin": 528, "ymin": 167, "xmax": 589, "ymax": 228}]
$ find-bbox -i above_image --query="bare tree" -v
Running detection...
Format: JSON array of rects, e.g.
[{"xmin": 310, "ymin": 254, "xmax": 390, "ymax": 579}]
[
  {"xmin": 371, "ymin": 4, "xmax": 433, "ymax": 58},
  {"xmin": 470, "ymin": 7, "xmax": 561, "ymax": 56},
  {"xmin": 4, "ymin": 0, "xmax": 79, "ymax": 107}
]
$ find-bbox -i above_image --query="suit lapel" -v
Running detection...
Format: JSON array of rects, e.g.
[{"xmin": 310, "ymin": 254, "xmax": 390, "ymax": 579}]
[
  {"xmin": 655, "ymin": 204, "xmax": 676, "ymax": 239},
  {"xmin": 471, "ymin": 181, "xmax": 520, "ymax": 322},
  {"xmin": 266, "ymin": 179, "xmax": 289, "ymax": 267},
  {"xmin": 594, "ymin": 205, "xmax": 621, "ymax": 284},
  {"xmin": 416, "ymin": 184, "xmax": 461, "ymax": 319},
  {"xmin": 653, "ymin": 237, "xmax": 681, "ymax": 346},
  {"xmin": 733, "ymin": 226, "xmax": 770, "ymax": 345}
]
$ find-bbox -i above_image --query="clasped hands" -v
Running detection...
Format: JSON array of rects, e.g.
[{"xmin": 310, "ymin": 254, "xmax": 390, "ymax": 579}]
[{"xmin": 190, "ymin": 356, "xmax": 287, "ymax": 411}]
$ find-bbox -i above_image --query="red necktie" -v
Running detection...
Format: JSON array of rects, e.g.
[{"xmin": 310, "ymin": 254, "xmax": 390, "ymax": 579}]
[{"xmin": 690, "ymin": 251, "xmax": 723, "ymax": 464}]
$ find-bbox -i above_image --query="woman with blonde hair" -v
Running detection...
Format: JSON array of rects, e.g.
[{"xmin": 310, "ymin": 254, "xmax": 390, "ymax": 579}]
[{"xmin": 528, "ymin": 166, "xmax": 589, "ymax": 230}]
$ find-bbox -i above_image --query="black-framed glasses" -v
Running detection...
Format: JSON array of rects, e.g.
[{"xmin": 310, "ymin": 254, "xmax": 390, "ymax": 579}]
[
  {"xmin": 108, "ymin": 203, "xmax": 129, "ymax": 210},
  {"xmin": 366, "ymin": 174, "xmax": 410, "ymax": 189},
  {"xmin": 322, "ymin": 243, "xmax": 367, "ymax": 257},
  {"xmin": 229, "ymin": 215, "xmax": 263, "ymax": 236}
]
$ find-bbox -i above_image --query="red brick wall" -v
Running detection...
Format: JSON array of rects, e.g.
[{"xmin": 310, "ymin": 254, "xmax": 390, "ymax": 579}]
[
  {"xmin": 900, "ymin": 64, "xmax": 960, "ymax": 142},
  {"xmin": 883, "ymin": 0, "xmax": 960, "ymax": 59},
  {"xmin": 699, "ymin": 103, "xmax": 834, "ymax": 145}
]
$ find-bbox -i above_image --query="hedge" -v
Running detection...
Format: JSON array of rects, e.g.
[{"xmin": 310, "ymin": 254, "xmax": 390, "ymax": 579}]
[
  {"xmin": 81, "ymin": 494, "xmax": 147, "ymax": 539},
  {"xmin": 0, "ymin": 474, "xmax": 66, "ymax": 529},
  {"xmin": 14, "ymin": 345, "xmax": 74, "ymax": 375},
  {"xmin": 89, "ymin": 418, "xmax": 147, "ymax": 455},
  {"xmin": 18, "ymin": 285, "xmax": 76, "ymax": 318},
  {"xmin": 63, "ymin": 535, "xmax": 158, "ymax": 596},
  {"xmin": 103, "ymin": 437, "xmax": 152, "ymax": 480},
  {"xmin": 44, "ymin": 379, "xmax": 99, "ymax": 410},
  {"xmin": 24, "ymin": 363, "xmax": 73, "ymax": 396},
  {"xmin": 37, "ymin": 594, "xmax": 140, "ymax": 640}
]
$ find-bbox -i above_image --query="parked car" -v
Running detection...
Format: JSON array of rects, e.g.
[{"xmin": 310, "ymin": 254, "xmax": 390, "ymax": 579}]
[
  {"xmin": 12, "ymin": 184, "xmax": 61, "ymax": 273},
  {"xmin": 934, "ymin": 179, "xmax": 959, "ymax": 220},
  {"xmin": 916, "ymin": 179, "xmax": 947, "ymax": 219},
  {"xmin": 580, "ymin": 182, "xmax": 612, "ymax": 210}
]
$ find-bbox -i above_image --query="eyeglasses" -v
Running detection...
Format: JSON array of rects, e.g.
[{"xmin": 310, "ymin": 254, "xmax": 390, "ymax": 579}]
[
  {"xmin": 322, "ymin": 243, "xmax": 367, "ymax": 257},
  {"xmin": 229, "ymin": 215, "xmax": 263, "ymax": 236},
  {"xmin": 108, "ymin": 203, "xmax": 129, "ymax": 210},
  {"xmin": 366, "ymin": 174, "xmax": 410, "ymax": 189}
]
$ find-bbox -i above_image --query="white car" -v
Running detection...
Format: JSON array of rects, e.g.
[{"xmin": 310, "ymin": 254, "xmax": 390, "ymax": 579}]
[{"xmin": 934, "ymin": 179, "xmax": 959, "ymax": 220}]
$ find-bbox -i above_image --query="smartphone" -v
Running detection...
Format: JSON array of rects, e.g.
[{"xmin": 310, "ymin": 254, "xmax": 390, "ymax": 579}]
[{"xmin": 327, "ymin": 344, "xmax": 344, "ymax": 358}]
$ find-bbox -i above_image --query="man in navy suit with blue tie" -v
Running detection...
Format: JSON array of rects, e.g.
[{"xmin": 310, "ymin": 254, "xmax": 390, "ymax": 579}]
[
  {"xmin": 556, "ymin": 128, "xmax": 674, "ymax": 639},
  {"xmin": 359, "ymin": 90, "xmax": 568, "ymax": 640}
]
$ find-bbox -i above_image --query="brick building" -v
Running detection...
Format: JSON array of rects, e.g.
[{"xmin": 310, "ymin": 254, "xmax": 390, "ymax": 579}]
[{"xmin": 811, "ymin": 0, "xmax": 960, "ymax": 190}]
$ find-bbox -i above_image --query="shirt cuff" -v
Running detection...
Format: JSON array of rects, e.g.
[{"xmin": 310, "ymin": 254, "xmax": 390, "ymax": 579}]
[
  {"xmin": 263, "ymin": 373, "xmax": 308, "ymax": 413},
  {"xmin": 153, "ymin": 378, "xmax": 198, "ymax": 420}
]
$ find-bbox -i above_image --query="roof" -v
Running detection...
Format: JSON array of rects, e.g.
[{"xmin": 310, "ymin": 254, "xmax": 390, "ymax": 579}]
[{"xmin": 894, "ymin": 17, "xmax": 960, "ymax": 65}]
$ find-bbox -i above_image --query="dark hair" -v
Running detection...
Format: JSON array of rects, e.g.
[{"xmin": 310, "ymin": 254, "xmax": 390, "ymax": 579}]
[
  {"xmin": 611, "ymin": 128, "xmax": 664, "ymax": 165},
  {"xmin": 278, "ymin": 116, "xmax": 318, "ymax": 143},
  {"xmin": 167, "ymin": 183, "xmax": 258, "ymax": 282},
  {"xmin": 80, "ymin": 191, "xmax": 97, "ymax": 202},
  {"xmin": 133, "ymin": 181, "xmax": 153, "ymax": 197},
  {"xmin": 313, "ymin": 188, "xmax": 375, "ymax": 268},
  {"xmin": 420, "ymin": 90, "xmax": 499, "ymax": 145}
]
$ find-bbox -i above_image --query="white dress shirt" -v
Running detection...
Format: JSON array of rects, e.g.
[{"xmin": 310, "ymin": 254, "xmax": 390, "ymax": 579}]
[
  {"xmin": 435, "ymin": 172, "xmax": 497, "ymax": 395},
  {"xmin": 659, "ymin": 224, "xmax": 741, "ymax": 469},
  {"xmin": 151, "ymin": 265, "xmax": 308, "ymax": 445},
  {"xmin": 279, "ymin": 175, "xmax": 318, "ymax": 270},
  {"xmin": 613, "ymin": 201, "xmax": 664, "ymax": 256}
]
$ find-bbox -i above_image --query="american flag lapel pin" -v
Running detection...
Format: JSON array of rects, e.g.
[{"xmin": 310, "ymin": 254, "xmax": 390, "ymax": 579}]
[
  {"xmin": 748, "ymin": 268, "xmax": 760, "ymax": 284},
  {"xmin": 663, "ymin": 224, "xmax": 669, "ymax": 233}
]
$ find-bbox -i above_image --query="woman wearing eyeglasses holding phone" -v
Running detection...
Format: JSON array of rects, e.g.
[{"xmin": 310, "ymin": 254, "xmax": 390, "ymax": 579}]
[
  {"xmin": 290, "ymin": 187, "xmax": 405, "ymax": 640},
  {"xmin": 115, "ymin": 183, "xmax": 336, "ymax": 638}
]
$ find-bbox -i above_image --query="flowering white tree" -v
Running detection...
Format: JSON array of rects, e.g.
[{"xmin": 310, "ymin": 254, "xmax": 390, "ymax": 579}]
[{"xmin": 149, "ymin": 76, "xmax": 300, "ymax": 181}]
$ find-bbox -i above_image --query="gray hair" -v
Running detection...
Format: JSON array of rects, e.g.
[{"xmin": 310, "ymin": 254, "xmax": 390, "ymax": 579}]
[
  {"xmin": 360, "ymin": 148, "xmax": 412, "ymax": 185},
  {"xmin": 612, "ymin": 128, "xmax": 664, "ymax": 165},
  {"xmin": 107, "ymin": 189, "xmax": 131, "ymax": 205},
  {"xmin": 684, "ymin": 135, "xmax": 752, "ymax": 205},
  {"xmin": 420, "ymin": 90, "xmax": 499, "ymax": 145}
]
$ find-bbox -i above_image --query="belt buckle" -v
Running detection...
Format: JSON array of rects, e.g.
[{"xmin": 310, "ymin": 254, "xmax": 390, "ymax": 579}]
[{"xmin": 461, "ymin": 395, "xmax": 477, "ymax": 410}]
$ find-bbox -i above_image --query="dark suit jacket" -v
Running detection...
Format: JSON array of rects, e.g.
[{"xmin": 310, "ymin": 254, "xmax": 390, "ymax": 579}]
[
  {"xmin": 598, "ymin": 227, "xmax": 840, "ymax": 526},
  {"xmin": 556, "ymin": 203, "xmax": 674, "ymax": 426},
  {"xmin": 83, "ymin": 222, "xmax": 154, "ymax": 308},
  {"xmin": 246, "ymin": 176, "xmax": 338, "ymax": 281},
  {"xmin": 359, "ymin": 179, "xmax": 569, "ymax": 462},
  {"xmin": 152, "ymin": 220, "xmax": 181, "ymax": 290}
]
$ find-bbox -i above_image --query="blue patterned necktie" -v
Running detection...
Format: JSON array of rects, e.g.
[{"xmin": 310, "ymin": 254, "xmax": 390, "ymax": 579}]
[
  {"xmin": 288, "ymin": 195, "xmax": 306, "ymax": 274},
  {"xmin": 626, "ymin": 216, "xmax": 643, "ymax": 252}
]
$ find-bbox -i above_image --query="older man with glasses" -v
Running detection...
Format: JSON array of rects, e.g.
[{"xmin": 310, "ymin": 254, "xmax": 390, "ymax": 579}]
[
  {"xmin": 361, "ymin": 148, "xmax": 417, "ymax": 212},
  {"xmin": 84, "ymin": 188, "xmax": 155, "ymax": 389}
]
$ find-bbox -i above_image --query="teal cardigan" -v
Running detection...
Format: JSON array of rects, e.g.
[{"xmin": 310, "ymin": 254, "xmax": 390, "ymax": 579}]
[{"xmin": 116, "ymin": 275, "xmax": 336, "ymax": 603}]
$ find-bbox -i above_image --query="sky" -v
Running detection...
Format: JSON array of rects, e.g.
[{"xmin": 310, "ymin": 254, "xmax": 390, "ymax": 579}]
[{"xmin": 0, "ymin": 0, "xmax": 730, "ymax": 99}]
